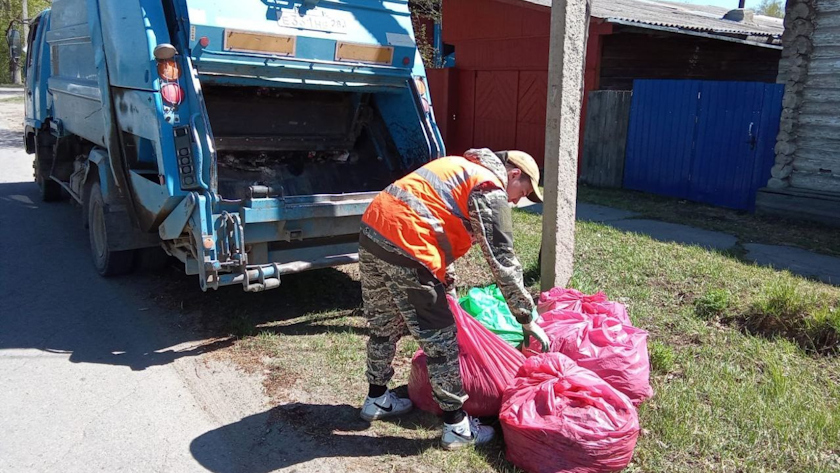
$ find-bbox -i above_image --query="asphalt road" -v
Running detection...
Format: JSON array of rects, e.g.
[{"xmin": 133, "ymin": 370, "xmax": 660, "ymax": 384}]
[{"xmin": 0, "ymin": 102, "xmax": 266, "ymax": 472}]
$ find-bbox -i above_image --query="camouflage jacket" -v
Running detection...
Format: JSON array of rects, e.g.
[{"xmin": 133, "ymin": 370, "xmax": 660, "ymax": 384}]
[{"xmin": 461, "ymin": 148, "xmax": 535, "ymax": 324}]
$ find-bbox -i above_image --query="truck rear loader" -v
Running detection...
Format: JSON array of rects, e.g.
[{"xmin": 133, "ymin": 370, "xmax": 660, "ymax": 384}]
[{"xmin": 20, "ymin": 0, "xmax": 444, "ymax": 291}]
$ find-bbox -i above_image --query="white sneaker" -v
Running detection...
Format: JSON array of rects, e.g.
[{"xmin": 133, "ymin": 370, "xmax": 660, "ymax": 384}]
[
  {"xmin": 441, "ymin": 416, "xmax": 495, "ymax": 450},
  {"xmin": 360, "ymin": 390, "xmax": 413, "ymax": 421}
]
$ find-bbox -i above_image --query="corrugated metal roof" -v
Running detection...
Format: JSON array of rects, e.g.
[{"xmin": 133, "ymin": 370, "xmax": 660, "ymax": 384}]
[{"xmin": 517, "ymin": 0, "xmax": 784, "ymax": 38}]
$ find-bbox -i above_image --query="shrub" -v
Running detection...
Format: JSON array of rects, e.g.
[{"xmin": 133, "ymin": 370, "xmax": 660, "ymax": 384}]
[
  {"xmin": 694, "ymin": 288, "xmax": 732, "ymax": 320},
  {"xmin": 649, "ymin": 340, "xmax": 676, "ymax": 374}
]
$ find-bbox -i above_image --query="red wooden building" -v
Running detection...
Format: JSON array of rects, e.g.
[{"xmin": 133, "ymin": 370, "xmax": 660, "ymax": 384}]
[{"xmin": 425, "ymin": 0, "xmax": 784, "ymax": 167}]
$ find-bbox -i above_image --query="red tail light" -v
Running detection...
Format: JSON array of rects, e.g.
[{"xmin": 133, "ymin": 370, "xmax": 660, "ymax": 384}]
[{"xmin": 161, "ymin": 83, "xmax": 184, "ymax": 106}]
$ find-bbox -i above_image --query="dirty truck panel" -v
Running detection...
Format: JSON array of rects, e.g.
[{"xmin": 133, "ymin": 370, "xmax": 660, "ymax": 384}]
[{"xmin": 23, "ymin": 0, "xmax": 444, "ymax": 291}]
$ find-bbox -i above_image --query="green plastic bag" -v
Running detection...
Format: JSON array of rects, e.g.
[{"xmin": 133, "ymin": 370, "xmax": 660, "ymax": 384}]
[{"xmin": 459, "ymin": 285, "xmax": 524, "ymax": 347}]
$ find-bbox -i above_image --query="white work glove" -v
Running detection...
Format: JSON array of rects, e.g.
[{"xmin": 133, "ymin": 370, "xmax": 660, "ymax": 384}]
[{"xmin": 522, "ymin": 321, "xmax": 550, "ymax": 353}]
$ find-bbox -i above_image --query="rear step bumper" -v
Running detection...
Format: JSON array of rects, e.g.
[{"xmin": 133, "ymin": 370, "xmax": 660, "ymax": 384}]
[
  {"xmin": 163, "ymin": 191, "xmax": 376, "ymax": 291},
  {"xmin": 218, "ymin": 253, "xmax": 360, "ymax": 292}
]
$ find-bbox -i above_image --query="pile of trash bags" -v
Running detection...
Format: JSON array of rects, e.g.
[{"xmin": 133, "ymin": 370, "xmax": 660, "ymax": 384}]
[{"xmin": 407, "ymin": 286, "xmax": 652, "ymax": 473}]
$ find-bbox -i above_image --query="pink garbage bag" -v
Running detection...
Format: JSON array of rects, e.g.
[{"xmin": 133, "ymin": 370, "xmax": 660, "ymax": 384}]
[
  {"xmin": 528, "ymin": 311, "xmax": 653, "ymax": 405},
  {"xmin": 582, "ymin": 301, "xmax": 631, "ymax": 326},
  {"xmin": 538, "ymin": 288, "xmax": 631, "ymax": 325},
  {"xmin": 500, "ymin": 353, "xmax": 640, "ymax": 473},
  {"xmin": 408, "ymin": 296, "xmax": 526, "ymax": 417},
  {"xmin": 538, "ymin": 288, "xmax": 606, "ymax": 314}
]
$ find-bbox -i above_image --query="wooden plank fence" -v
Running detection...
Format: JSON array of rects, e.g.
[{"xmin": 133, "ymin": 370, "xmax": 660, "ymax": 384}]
[{"xmin": 580, "ymin": 90, "xmax": 632, "ymax": 188}]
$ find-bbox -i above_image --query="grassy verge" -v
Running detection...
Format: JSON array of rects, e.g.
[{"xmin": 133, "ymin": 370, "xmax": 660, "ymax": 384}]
[
  {"xmin": 175, "ymin": 207, "xmax": 839, "ymax": 472},
  {"xmin": 578, "ymin": 185, "xmax": 840, "ymax": 257},
  {"xmin": 0, "ymin": 96, "xmax": 24, "ymax": 103},
  {"xmin": 570, "ymin": 216, "xmax": 839, "ymax": 472}
]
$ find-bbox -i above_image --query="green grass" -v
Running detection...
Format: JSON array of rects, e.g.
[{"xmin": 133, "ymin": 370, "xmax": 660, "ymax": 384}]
[
  {"xmin": 694, "ymin": 288, "xmax": 732, "ymax": 320},
  {"xmin": 648, "ymin": 340, "xmax": 677, "ymax": 374},
  {"xmin": 578, "ymin": 185, "xmax": 840, "ymax": 257},
  {"xmin": 223, "ymin": 206, "xmax": 840, "ymax": 473},
  {"xmin": 571, "ymin": 220, "xmax": 840, "ymax": 472},
  {"xmin": 744, "ymin": 278, "xmax": 840, "ymax": 355}
]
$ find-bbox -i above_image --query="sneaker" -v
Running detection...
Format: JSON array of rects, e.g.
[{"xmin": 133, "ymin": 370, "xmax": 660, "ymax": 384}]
[
  {"xmin": 441, "ymin": 416, "xmax": 495, "ymax": 450},
  {"xmin": 360, "ymin": 390, "xmax": 413, "ymax": 421}
]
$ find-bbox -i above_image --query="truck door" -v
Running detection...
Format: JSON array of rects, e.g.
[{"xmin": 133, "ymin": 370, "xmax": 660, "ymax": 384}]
[
  {"xmin": 23, "ymin": 15, "xmax": 41, "ymax": 123},
  {"xmin": 24, "ymin": 13, "xmax": 49, "ymax": 129}
]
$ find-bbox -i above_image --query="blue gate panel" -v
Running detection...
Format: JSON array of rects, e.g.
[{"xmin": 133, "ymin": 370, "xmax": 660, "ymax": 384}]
[
  {"xmin": 624, "ymin": 80, "xmax": 700, "ymax": 200},
  {"xmin": 692, "ymin": 81, "xmax": 765, "ymax": 209},
  {"xmin": 624, "ymin": 79, "xmax": 784, "ymax": 211}
]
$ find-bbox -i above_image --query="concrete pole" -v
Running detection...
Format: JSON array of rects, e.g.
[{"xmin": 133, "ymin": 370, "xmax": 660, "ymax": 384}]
[
  {"xmin": 540, "ymin": 0, "xmax": 590, "ymax": 291},
  {"xmin": 22, "ymin": 0, "xmax": 29, "ymax": 43}
]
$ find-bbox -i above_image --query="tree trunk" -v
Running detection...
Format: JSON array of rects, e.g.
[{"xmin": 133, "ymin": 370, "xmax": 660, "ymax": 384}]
[{"xmin": 14, "ymin": 0, "xmax": 28, "ymax": 84}]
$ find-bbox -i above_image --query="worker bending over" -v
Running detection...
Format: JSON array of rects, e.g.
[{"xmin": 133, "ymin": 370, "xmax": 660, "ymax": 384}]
[{"xmin": 358, "ymin": 148, "xmax": 550, "ymax": 449}]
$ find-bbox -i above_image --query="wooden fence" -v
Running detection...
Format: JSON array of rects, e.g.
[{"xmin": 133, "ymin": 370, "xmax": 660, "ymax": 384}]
[{"xmin": 580, "ymin": 90, "xmax": 632, "ymax": 188}]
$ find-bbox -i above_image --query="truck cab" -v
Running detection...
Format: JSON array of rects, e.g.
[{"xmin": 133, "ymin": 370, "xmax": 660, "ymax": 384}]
[{"xmin": 23, "ymin": 0, "xmax": 444, "ymax": 291}]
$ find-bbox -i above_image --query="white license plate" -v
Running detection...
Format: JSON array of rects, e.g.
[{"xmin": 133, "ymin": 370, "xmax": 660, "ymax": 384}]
[{"xmin": 277, "ymin": 7, "xmax": 348, "ymax": 33}]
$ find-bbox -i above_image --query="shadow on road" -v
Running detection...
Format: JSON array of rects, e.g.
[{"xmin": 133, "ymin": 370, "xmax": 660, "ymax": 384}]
[
  {"xmin": 0, "ymin": 179, "xmax": 363, "ymax": 371},
  {"xmin": 0, "ymin": 127, "xmax": 23, "ymax": 148},
  {"xmin": 190, "ymin": 403, "xmax": 437, "ymax": 473}
]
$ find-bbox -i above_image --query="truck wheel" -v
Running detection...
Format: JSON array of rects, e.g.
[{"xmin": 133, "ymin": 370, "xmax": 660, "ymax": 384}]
[
  {"xmin": 34, "ymin": 150, "xmax": 62, "ymax": 202},
  {"xmin": 87, "ymin": 181, "xmax": 134, "ymax": 276}
]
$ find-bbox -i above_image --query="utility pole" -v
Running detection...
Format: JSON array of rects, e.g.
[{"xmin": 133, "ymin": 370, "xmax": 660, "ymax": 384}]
[
  {"xmin": 22, "ymin": 0, "xmax": 29, "ymax": 41},
  {"xmin": 540, "ymin": 0, "xmax": 590, "ymax": 290}
]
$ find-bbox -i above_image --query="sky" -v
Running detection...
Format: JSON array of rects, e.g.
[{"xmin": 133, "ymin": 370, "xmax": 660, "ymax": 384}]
[{"xmin": 672, "ymin": 0, "xmax": 762, "ymax": 8}]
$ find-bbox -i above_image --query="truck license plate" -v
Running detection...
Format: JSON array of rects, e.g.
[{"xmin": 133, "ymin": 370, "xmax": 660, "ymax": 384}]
[{"xmin": 277, "ymin": 7, "xmax": 348, "ymax": 33}]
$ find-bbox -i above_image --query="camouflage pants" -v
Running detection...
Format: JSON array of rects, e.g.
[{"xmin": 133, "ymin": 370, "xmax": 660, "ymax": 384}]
[{"xmin": 359, "ymin": 246, "xmax": 468, "ymax": 412}]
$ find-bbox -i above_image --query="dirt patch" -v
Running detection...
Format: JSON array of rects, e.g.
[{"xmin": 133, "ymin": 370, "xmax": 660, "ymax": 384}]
[
  {"xmin": 144, "ymin": 262, "xmax": 362, "ymax": 336},
  {"xmin": 144, "ymin": 264, "xmax": 462, "ymax": 472}
]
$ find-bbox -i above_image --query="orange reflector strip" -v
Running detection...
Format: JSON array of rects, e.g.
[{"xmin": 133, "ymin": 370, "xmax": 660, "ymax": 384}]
[
  {"xmin": 335, "ymin": 42, "xmax": 394, "ymax": 66},
  {"xmin": 415, "ymin": 77, "xmax": 427, "ymax": 96},
  {"xmin": 224, "ymin": 30, "xmax": 295, "ymax": 56}
]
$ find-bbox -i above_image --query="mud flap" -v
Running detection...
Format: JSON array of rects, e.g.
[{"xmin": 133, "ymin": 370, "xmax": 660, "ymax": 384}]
[{"xmin": 104, "ymin": 206, "xmax": 162, "ymax": 251}]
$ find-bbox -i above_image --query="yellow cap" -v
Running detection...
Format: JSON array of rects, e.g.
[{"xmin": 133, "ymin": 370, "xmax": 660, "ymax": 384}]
[{"xmin": 501, "ymin": 150, "xmax": 543, "ymax": 203}]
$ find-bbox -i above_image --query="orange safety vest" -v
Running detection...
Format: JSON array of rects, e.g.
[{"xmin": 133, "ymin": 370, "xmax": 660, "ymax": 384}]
[{"xmin": 362, "ymin": 156, "xmax": 505, "ymax": 281}]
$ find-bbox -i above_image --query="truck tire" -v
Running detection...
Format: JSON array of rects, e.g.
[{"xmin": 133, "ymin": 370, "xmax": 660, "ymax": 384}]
[
  {"xmin": 34, "ymin": 147, "xmax": 62, "ymax": 202},
  {"xmin": 87, "ymin": 181, "xmax": 134, "ymax": 276}
]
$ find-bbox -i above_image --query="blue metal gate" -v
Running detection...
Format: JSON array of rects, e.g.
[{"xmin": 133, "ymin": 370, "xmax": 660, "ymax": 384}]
[{"xmin": 624, "ymin": 80, "xmax": 784, "ymax": 211}]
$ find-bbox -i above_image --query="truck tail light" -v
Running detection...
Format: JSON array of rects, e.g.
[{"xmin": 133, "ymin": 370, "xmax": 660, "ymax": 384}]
[
  {"xmin": 157, "ymin": 59, "xmax": 181, "ymax": 81},
  {"xmin": 161, "ymin": 83, "xmax": 184, "ymax": 106}
]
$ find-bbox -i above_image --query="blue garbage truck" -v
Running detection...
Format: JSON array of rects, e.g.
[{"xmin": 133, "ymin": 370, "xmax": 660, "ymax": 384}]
[{"xmin": 20, "ymin": 0, "xmax": 444, "ymax": 291}]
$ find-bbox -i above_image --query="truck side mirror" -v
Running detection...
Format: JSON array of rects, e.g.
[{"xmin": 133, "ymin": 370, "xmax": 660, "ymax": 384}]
[{"xmin": 6, "ymin": 28, "xmax": 22, "ymax": 62}]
